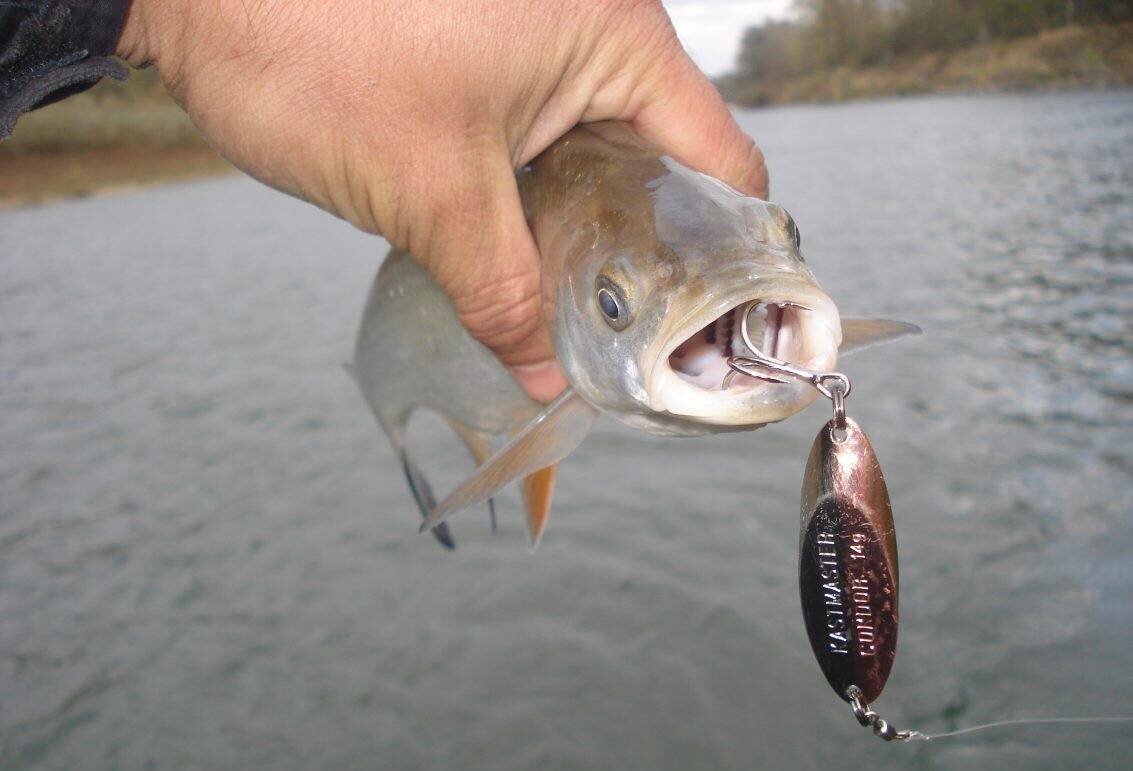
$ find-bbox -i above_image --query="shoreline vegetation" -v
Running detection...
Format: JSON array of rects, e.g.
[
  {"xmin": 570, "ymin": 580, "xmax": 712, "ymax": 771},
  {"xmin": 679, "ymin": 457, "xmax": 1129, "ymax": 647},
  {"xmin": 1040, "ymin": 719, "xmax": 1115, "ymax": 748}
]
[
  {"xmin": 717, "ymin": 23, "xmax": 1133, "ymax": 107},
  {"xmin": 716, "ymin": 1, "xmax": 1132, "ymax": 106},
  {"xmin": 0, "ymin": 69, "xmax": 232, "ymax": 209},
  {"xmin": 2, "ymin": 6, "xmax": 1131, "ymax": 208}
]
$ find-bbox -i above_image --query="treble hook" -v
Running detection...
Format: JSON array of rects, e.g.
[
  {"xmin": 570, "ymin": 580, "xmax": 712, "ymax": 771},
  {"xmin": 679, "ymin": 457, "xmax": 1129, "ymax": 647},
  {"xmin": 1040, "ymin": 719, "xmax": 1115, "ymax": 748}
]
[{"xmin": 722, "ymin": 300, "xmax": 851, "ymax": 430}]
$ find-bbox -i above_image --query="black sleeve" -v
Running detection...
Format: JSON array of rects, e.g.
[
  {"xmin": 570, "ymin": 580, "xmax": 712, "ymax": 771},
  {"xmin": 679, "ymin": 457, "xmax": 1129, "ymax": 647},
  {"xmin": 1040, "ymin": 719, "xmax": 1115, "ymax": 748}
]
[{"xmin": 0, "ymin": 0, "xmax": 133, "ymax": 139}]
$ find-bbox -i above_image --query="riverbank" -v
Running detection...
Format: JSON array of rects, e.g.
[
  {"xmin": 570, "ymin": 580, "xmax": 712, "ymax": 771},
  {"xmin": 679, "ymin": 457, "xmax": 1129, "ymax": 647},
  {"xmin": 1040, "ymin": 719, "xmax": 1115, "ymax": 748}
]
[
  {"xmin": 0, "ymin": 71, "xmax": 233, "ymax": 209},
  {"xmin": 0, "ymin": 145, "xmax": 233, "ymax": 209},
  {"xmin": 720, "ymin": 23, "xmax": 1133, "ymax": 106},
  {"xmin": 3, "ymin": 22, "xmax": 1130, "ymax": 207}
]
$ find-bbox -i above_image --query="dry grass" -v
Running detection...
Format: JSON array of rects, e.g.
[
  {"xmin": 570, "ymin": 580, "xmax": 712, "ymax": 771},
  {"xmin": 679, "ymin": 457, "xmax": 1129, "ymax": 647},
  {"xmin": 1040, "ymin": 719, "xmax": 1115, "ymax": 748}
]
[
  {"xmin": 0, "ymin": 146, "xmax": 234, "ymax": 209},
  {"xmin": 734, "ymin": 23, "xmax": 1133, "ymax": 106},
  {"xmin": 0, "ymin": 69, "xmax": 233, "ymax": 207},
  {"xmin": 1, "ymin": 69, "xmax": 202, "ymax": 153}
]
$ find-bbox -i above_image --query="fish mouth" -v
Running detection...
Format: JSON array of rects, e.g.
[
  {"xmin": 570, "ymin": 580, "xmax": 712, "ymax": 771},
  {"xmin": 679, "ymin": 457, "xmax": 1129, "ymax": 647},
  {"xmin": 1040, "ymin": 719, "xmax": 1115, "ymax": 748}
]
[
  {"xmin": 651, "ymin": 288, "xmax": 841, "ymax": 425},
  {"xmin": 668, "ymin": 301, "xmax": 804, "ymax": 390}
]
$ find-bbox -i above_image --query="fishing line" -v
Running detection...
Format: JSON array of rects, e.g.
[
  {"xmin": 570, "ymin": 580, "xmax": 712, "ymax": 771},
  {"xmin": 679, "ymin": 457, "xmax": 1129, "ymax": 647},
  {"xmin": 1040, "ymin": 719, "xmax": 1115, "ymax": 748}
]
[
  {"xmin": 845, "ymin": 685, "xmax": 1133, "ymax": 742},
  {"xmin": 903, "ymin": 716, "xmax": 1133, "ymax": 742}
]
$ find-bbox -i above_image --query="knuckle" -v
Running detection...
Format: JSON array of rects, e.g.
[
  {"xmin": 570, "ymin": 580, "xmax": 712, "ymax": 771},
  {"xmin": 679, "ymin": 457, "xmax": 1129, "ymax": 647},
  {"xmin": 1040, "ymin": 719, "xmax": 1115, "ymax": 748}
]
[
  {"xmin": 740, "ymin": 138, "xmax": 770, "ymax": 199},
  {"xmin": 706, "ymin": 125, "xmax": 768, "ymax": 199},
  {"xmin": 451, "ymin": 270, "xmax": 543, "ymax": 357}
]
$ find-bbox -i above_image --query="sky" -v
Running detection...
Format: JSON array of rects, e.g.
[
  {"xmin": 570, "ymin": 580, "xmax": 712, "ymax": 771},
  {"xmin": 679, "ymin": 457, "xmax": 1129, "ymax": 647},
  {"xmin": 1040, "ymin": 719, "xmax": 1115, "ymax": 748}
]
[{"xmin": 662, "ymin": 0, "xmax": 795, "ymax": 76}]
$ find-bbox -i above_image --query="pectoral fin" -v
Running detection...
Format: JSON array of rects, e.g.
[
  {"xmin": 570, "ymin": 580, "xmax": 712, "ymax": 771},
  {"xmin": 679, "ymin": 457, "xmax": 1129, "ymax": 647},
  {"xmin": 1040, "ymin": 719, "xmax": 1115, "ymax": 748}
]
[
  {"xmin": 839, "ymin": 318, "xmax": 922, "ymax": 355},
  {"xmin": 521, "ymin": 465, "xmax": 558, "ymax": 548},
  {"xmin": 419, "ymin": 389, "xmax": 598, "ymax": 533},
  {"xmin": 446, "ymin": 419, "xmax": 499, "ymax": 534}
]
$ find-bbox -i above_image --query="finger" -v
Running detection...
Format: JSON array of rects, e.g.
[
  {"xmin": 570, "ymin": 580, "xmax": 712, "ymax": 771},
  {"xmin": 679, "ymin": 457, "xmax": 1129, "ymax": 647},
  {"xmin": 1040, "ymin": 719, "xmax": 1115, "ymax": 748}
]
[
  {"xmin": 414, "ymin": 146, "xmax": 568, "ymax": 404},
  {"xmin": 632, "ymin": 50, "xmax": 769, "ymax": 200}
]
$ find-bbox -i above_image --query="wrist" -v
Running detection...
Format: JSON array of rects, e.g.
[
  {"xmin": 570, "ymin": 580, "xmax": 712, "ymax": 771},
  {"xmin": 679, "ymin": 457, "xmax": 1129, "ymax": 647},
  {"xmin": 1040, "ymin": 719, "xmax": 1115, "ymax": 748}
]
[
  {"xmin": 116, "ymin": 0, "xmax": 156, "ymax": 66},
  {"xmin": 116, "ymin": 0, "xmax": 195, "ymax": 76}
]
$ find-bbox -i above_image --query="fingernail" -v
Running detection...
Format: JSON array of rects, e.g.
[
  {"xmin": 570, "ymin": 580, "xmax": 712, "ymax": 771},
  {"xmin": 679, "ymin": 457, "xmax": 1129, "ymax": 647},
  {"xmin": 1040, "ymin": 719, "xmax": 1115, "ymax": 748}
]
[{"xmin": 509, "ymin": 360, "xmax": 568, "ymax": 403}]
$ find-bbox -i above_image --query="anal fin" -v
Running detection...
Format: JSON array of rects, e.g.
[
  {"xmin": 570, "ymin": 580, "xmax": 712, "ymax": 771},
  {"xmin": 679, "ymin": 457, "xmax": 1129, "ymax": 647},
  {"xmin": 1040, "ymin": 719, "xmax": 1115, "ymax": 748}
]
[{"xmin": 521, "ymin": 465, "xmax": 557, "ymax": 548}]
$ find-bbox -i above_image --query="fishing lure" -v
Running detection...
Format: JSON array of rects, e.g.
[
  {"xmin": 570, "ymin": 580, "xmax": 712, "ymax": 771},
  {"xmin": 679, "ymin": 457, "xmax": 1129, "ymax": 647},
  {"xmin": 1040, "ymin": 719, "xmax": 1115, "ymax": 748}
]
[
  {"xmin": 727, "ymin": 302, "xmax": 1133, "ymax": 743},
  {"xmin": 726, "ymin": 301, "xmax": 905, "ymax": 738},
  {"xmin": 798, "ymin": 380, "xmax": 906, "ymax": 740}
]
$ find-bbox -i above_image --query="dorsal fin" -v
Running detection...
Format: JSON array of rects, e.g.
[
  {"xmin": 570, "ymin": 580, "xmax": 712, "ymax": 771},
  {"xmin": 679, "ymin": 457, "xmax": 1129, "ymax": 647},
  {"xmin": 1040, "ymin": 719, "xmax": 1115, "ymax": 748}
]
[{"xmin": 840, "ymin": 318, "xmax": 922, "ymax": 355}]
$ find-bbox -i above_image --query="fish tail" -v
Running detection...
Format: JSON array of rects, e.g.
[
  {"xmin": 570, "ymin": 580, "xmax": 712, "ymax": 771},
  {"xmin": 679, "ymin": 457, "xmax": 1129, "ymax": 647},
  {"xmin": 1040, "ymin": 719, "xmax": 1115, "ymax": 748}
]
[
  {"xmin": 381, "ymin": 414, "xmax": 457, "ymax": 551},
  {"xmin": 400, "ymin": 450, "xmax": 456, "ymax": 550}
]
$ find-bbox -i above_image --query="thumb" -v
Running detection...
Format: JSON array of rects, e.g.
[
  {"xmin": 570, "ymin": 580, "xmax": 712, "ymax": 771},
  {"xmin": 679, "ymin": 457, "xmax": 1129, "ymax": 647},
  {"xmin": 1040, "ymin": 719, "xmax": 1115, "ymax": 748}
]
[
  {"xmin": 414, "ymin": 148, "xmax": 567, "ymax": 404},
  {"xmin": 632, "ymin": 51, "xmax": 769, "ymax": 200}
]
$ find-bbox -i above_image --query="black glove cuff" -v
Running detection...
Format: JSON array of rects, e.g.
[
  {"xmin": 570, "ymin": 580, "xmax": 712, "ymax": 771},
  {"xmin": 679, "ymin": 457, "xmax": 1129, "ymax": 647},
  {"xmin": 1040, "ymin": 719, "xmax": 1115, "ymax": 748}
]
[{"xmin": 1, "ymin": 0, "xmax": 133, "ymax": 139}]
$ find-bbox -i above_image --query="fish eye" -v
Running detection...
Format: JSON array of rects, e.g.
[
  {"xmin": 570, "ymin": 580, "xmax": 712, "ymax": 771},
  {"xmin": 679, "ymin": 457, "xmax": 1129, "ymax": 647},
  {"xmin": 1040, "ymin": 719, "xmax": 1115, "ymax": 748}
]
[{"xmin": 596, "ymin": 276, "xmax": 630, "ymax": 330}]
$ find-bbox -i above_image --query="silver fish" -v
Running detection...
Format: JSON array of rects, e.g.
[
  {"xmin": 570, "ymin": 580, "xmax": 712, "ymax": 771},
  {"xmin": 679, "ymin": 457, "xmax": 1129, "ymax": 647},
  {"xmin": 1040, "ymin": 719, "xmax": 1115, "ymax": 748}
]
[{"xmin": 352, "ymin": 122, "xmax": 918, "ymax": 548}]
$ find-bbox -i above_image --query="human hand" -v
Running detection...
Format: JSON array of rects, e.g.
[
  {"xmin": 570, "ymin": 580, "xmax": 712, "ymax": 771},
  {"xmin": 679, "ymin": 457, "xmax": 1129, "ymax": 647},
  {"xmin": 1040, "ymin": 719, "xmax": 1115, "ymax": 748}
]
[{"xmin": 117, "ymin": 0, "xmax": 768, "ymax": 402}]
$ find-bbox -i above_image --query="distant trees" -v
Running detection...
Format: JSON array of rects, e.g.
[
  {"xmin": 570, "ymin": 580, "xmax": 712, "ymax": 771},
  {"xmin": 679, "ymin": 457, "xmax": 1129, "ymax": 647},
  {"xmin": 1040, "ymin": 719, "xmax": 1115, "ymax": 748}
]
[{"xmin": 720, "ymin": 0, "xmax": 1133, "ymax": 101}]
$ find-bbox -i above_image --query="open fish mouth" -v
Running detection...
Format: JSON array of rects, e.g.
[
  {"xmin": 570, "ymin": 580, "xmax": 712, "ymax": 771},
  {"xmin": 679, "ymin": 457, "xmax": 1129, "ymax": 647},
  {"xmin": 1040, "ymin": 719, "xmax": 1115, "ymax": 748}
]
[
  {"xmin": 650, "ymin": 291, "xmax": 841, "ymax": 425},
  {"xmin": 668, "ymin": 301, "xmax": 808, "ymax": 391}
]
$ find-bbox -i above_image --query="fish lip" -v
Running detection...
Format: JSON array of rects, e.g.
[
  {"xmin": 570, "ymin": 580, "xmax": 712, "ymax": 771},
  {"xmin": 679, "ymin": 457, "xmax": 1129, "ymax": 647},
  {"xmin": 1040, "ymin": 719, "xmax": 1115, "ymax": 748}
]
[{"xmin": 645, "ymin": 279, "xmax": 841, "ymax": 418}]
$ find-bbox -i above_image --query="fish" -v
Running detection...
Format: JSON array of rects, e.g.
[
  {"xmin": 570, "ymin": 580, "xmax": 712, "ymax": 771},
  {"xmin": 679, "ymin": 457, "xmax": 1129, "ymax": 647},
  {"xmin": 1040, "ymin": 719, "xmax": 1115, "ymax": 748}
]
[{"xmin": 351, "ymin": 121, "xmax": 919, "ymax": 549}]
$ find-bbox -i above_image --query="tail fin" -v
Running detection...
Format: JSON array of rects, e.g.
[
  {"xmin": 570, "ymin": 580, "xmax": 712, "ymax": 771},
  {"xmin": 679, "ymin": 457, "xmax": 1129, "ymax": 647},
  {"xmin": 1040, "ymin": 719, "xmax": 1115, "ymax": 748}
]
[
  {"xmin": 352, "ymin": 360, "xmax": 464, "ymax": 550},
  {"xmin": 400, "ymin": 451, "xmax": 456, "ymax": 550}
]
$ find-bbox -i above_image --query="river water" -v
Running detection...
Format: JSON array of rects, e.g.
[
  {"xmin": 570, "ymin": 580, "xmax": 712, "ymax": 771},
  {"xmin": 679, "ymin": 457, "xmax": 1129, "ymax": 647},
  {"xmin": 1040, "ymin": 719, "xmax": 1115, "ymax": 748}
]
[{"xmin": 2, "ymin": 90, "xmax": 1131, "ymax": 769}]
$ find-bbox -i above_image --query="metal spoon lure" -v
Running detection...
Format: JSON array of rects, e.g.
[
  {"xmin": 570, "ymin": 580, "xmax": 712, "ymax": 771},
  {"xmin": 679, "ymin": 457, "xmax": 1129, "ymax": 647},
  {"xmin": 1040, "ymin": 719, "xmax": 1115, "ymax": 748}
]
[
  {"xmin": 727, "ymin": 302, "xmax": 909, "ymax": 741},
  {"xmin": 798, "ymin": 382, "xmax": 907, "ymax": 740},
  {"xmin": 727, "ymin": 303, "xmax": 1133, "ymax": 742}
]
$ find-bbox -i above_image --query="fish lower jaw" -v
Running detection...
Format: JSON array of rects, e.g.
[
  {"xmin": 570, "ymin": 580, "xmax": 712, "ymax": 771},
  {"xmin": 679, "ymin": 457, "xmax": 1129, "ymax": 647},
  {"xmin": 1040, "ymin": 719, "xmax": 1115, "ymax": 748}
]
[
  {"xmin": 654, "ymin": 299, "xmax": 838, "ymax": 424},
  {"xmin": 652, "ymin": 379, "xmax": 822, "ymax": 426}
]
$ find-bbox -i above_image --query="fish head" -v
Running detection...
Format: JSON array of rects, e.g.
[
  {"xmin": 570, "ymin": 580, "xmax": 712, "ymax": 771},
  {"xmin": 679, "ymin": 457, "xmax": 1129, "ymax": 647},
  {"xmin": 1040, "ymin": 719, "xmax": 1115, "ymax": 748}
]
[{"xmin": 546, "ymin": 152, "xmax": 841, "ymax": 435}]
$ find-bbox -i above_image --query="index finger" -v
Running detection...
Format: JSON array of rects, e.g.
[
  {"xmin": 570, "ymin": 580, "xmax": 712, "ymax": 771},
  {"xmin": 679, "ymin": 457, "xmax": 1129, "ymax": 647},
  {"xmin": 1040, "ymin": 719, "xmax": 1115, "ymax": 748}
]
[{"xmin": 632, "ymin": 50, "xmax": 769, "ymax": 200}]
